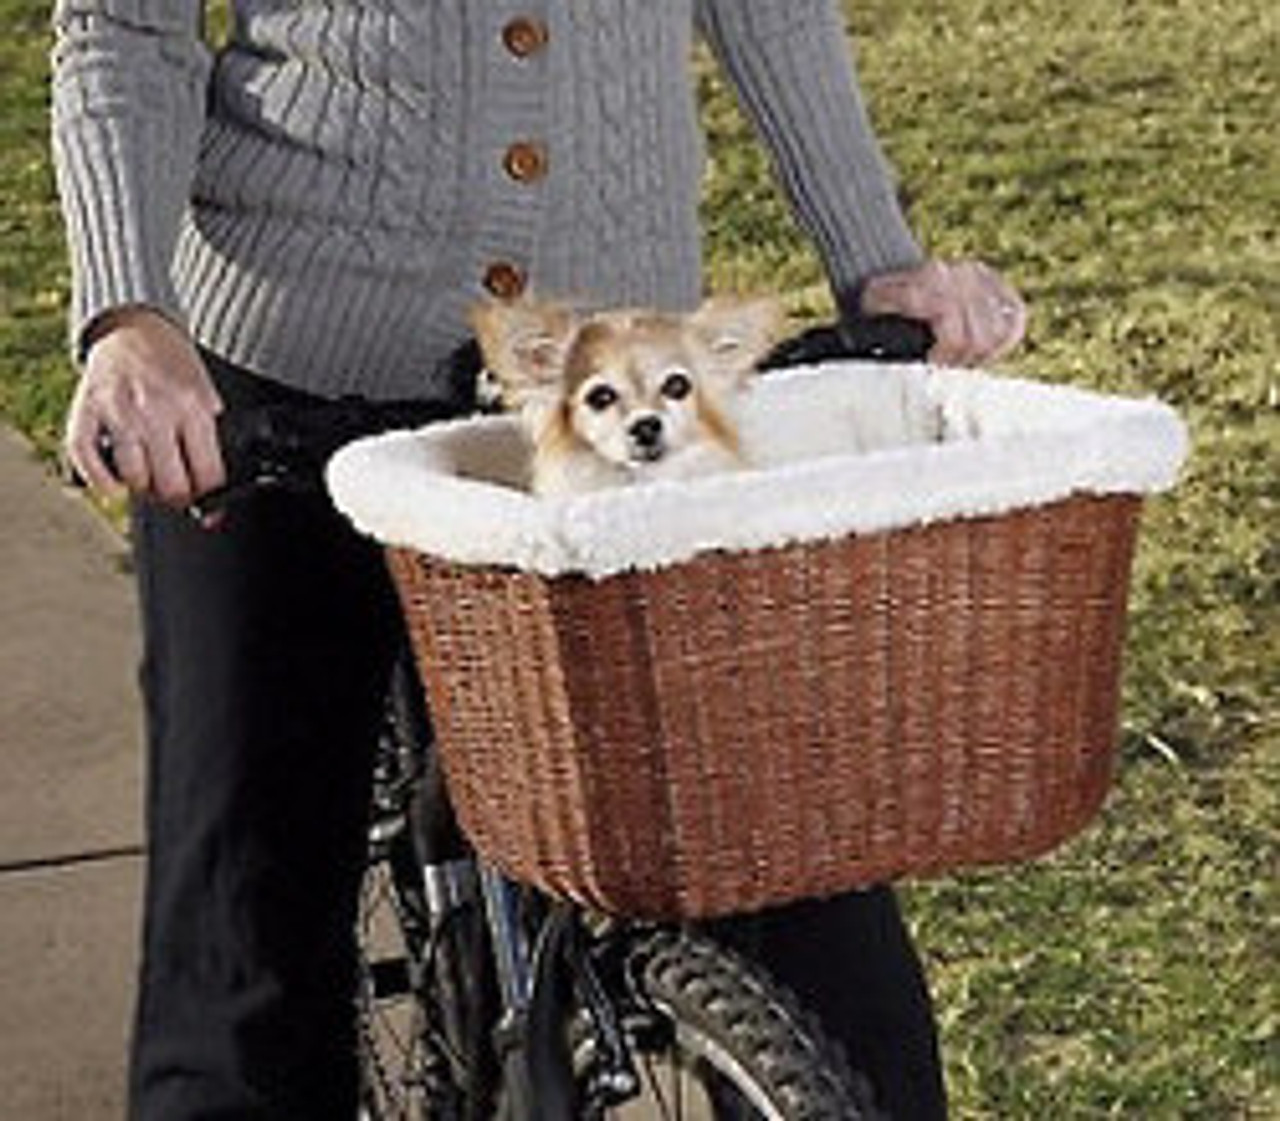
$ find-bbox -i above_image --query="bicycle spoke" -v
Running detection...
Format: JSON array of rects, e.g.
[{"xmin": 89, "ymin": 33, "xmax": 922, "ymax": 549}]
[
  {"xmin": 641, "ymin": 1053, "xmax": 672, "ymax": 1118},
  {"xmin": 358, "ymin": 856, "xmax": 432, "ymax": 1120},
  {"xmin": 675, "ymin": 1055, "xmax": 686, "ymax": 1120}
]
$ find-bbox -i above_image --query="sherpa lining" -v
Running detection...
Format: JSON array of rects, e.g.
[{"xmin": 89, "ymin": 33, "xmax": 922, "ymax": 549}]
[{"xmin": 326, "ymin": 362, "xmax": 1188, "ymax": 578}]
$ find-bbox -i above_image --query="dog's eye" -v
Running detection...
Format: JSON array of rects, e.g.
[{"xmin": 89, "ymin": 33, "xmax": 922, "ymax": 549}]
[
  {"xmin": 661, "ymin": 371, "xmax": 692, "ymax": 401},
  {"xmin": 584, "ymin": 383, "xmax": 619, "ymax": 411}
]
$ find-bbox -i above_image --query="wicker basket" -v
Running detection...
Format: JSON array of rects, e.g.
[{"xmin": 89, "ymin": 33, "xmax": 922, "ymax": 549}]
[{"xmin": 329, "ymin": 363, "xmax": 1185, "ymax": 918}]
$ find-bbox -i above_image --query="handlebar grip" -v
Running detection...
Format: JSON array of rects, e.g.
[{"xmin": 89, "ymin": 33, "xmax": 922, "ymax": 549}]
[
  {"xmin": 189, "ymin": 394, "xmax": 471, "ymax": 520},
  {"xmin": 761, "ymin": 315, "xmax": 934, "ymax": 370}
]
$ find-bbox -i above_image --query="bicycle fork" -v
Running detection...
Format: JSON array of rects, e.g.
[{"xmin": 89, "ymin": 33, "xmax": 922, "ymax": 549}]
[{"xmin": 477, "ymin": 870, "xmax": 643, "ymax": 1120}]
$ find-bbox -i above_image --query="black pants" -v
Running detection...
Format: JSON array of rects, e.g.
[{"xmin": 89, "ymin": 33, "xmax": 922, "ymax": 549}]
[{"xmin": 128, "ymin": 354, "xmax": 947, "ymax": 1119}]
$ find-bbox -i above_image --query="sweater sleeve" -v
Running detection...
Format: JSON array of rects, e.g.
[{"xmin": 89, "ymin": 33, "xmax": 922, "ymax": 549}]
[
  {"xmin": 695, "ymin": 0, "xmax": 924, "ymax": 309},
  {"xmin": 49, "ymin": 0, "xmax": 211, "ymax": 353}
]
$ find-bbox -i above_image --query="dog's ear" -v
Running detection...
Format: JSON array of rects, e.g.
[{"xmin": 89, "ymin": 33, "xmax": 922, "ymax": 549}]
[
  {"xmin": 469, "ymin": 298, "xmax": 579, "ymax": 411},
  {"xmin": 691, "ymin": 295, "xmax": 784, "ymax": 380}
]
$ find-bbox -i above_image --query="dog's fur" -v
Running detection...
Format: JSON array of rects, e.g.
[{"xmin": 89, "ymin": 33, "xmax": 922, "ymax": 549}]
[{"xmin": 471, "ymin": 296, "xmax": 781, "ymax": 495}]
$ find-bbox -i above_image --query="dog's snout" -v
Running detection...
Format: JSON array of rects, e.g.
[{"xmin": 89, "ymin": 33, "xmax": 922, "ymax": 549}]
[{"xmin": 629, "ymin": 415, "xmax": 664, "ymax": 449}]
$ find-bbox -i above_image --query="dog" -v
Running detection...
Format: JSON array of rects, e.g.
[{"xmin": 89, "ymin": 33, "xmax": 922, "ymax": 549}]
[{"xmin": 470, "ymin": 295, "xmax": 781, "ymax": 496}]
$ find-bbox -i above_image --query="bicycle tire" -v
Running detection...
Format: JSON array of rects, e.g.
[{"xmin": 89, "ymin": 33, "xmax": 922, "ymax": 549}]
[
  {"xmin": 355, "ymin": 808, "xmax": 499, "ymax": 1120},
  {"xmin": 357, "ymin": 651, "xmax": 503, "ymax": 1121},
  {"xmin": 355, "ymin": 829, "xmax": 448, "ymax": 1121},
  {"xmin": 569, "ymin": 927, "xmax": 884, "ymax": 1120}
]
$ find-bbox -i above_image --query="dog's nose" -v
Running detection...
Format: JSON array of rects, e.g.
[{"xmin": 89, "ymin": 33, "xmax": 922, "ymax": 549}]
[{"xmin": 629, "ymin": 415, "xmax": 664, "ymax": 450}]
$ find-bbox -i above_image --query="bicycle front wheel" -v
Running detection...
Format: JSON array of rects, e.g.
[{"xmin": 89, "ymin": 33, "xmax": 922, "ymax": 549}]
[{"xmin": 577, "ymin": 927, "xmax": 882, "ymax": 1120}]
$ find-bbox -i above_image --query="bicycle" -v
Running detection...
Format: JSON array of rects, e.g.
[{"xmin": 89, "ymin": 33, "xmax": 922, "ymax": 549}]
[{"xmin": 175, "ymin": 317, "xmax": 935, "ymax": 1121}]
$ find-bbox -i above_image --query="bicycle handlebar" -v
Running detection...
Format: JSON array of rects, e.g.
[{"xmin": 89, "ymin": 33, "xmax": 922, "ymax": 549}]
[{"xmin": 91, "ymin": 315, "xmax": 933, "ymax": 521}]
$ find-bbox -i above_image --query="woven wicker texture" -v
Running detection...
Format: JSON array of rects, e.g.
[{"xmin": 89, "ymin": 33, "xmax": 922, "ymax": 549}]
[{"xmin": 387, "ymin": 493, "xmax": 1142, "ymax": 919}]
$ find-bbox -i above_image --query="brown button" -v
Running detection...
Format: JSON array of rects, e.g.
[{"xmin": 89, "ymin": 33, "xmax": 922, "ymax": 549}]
[
  {"xmin": 483, "ymin": 261, "xmax": 527, "ymax": 300},
  {"xmin": 503, "ymin": 141, "xmax": 548, "ymax": 183},
  {"xmin": 502, "ymin": 17, "xmax": 549, "ymax": 58}
]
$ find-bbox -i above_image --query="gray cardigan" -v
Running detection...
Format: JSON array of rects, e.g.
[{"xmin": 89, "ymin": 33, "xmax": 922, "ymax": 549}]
[{"xmin": 51, "ymin": 0, "xmax": 923, "ymax": 401}]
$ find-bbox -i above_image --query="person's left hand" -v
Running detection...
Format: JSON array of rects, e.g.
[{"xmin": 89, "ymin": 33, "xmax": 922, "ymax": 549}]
[{"xmin": 860, "ymin": 259, "xmax": 1027, "ymax": 366}]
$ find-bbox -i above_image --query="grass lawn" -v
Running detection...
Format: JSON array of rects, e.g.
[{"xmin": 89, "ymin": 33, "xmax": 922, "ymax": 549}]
[{"xmin": 3, "ymin": 0, "xmax": 1275, "ymax": 1116}]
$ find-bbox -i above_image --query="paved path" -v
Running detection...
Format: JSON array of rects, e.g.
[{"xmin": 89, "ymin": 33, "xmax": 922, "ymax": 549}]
[
  {"xmin": 0, "ymin": 429, "xmax": 679, "ymax": 1119},
  {"xmin": 0, "ymin": 427, "xmax": 701, "ymax": 1121},
  {"xmin": 0, "ymin": 426, "xmax": 141, "ymax": 1117}
]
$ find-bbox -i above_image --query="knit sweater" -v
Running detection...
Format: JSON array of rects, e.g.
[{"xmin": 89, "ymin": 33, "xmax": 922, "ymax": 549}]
[{"xmin": 51, "ymin": 0, "xmax": 923, "ymax": 401}]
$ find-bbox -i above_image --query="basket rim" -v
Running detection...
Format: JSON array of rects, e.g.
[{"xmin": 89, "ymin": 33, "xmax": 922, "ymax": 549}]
[{"xmin": 330, "ymin": 362, "xmax": 1186, "ymax": 579}]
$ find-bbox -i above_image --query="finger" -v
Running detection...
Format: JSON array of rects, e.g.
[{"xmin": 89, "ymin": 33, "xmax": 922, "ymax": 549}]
[
  {"xmin": 992, "ymin": 296, "xmax": 1029, "ymax": 359},
  {"xmin": 139, "ymin": 417, "xmax": 195, "ymax": 506},
  {"xmin": 978, "ymin": 265, "xmax": 1013, "ymax": 361},
  {"xmin": 179, "ymin": 408, "xmax": 227, "ymax": 499},
  {"xmin": 908, "ymin": 264, "xmax": 975, "ymax": 363},
  {"xmin": 928, "ymin": 302, "xmax": 972, "ymax": 366},
  {"xmin": 107, "ymin": 429, "xmax": 153, "ymax": 495},
  {"xmin": 64, "ymin": 392, "xmax": 127, "ymax": 495},
  {"xmin": 988, "ymin": 278, "xmax": 1028, "ymax": 358},
  {"xmin": 66, "ymin": 423, "xmax": 125, "ymax": 496},
  {"xmin": 980, "ymin": 304, "xmax": 1021, "ymax": 361},
  {"xmin": 198, "ymin": 377, "xmax": 225, "ymax": 418},
  {"xmin": 946, "ymin": 263, "xmax": 991, "ymax": 365},
  {"xmin": 967, "ymin": 296, "xmax": 1006, "ymax": 366},
  {"xmin": 954, "ymin": 263, "xmax": 1019, "ymax": 364},
  {"xmin": 947, "ymin": 275, "xmax": 984, "ymax": 366}
]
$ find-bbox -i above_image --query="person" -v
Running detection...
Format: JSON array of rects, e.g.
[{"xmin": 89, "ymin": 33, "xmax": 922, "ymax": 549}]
[{"xmin": 52, "ymin": 1, "xmax": 1026, "ymax": 1118}]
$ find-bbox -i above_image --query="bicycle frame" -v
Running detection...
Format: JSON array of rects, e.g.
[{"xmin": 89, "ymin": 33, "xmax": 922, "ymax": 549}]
[{"xmin": 377, "ymin": 638, "xmax": 641, "ymax": 1120}]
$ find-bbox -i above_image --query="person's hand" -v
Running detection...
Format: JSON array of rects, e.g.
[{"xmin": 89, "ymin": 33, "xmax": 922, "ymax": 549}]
[
  {"xmin": 64, "ymin": 307, "xmax": 226, "ymax": 507},
  {"xmin": 860, "ymin": 259, "xmax": 1027, "ymax": 366}
]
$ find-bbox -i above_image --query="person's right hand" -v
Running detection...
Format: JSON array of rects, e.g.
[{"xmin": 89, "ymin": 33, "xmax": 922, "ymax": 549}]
[{"xmin": 64, "ymin": 307, "xmax": 226, "ymax": 507}]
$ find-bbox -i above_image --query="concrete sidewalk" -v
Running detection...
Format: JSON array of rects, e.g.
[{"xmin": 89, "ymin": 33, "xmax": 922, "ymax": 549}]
[
  {"xmin": 0, "ymin": 426, "xmax": 141, "ymax": 1117},
  {"xmin": 0, "ymin": 430, "xmax": 685, "ymax": 1120}
]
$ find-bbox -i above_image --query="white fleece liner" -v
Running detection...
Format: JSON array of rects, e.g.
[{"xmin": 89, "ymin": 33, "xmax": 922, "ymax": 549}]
[{"xmin": 327, "ymin": 362, "xmax": 1189, "ymax": 579}]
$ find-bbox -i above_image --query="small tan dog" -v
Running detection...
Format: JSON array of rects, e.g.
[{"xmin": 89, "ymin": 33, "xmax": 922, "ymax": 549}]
[{"xmin": 470, "ymin": 295, "xmax": 781, "ymax": 496}]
